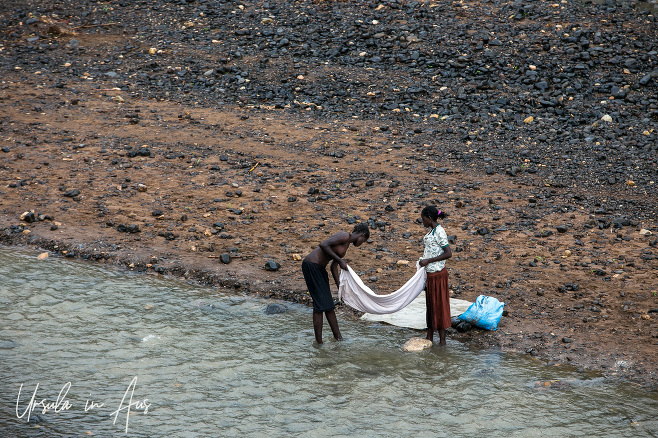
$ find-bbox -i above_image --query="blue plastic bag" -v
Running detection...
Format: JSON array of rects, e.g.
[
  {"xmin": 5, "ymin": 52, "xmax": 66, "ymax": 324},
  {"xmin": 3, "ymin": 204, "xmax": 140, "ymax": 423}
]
[{"xmin": 458, "ymin": 295, "xmax": 505, "ymax": 330}]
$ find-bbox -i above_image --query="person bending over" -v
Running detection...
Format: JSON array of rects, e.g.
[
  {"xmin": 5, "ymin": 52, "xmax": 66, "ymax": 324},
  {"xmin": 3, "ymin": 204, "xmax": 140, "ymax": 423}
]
[{"xmin": 302, "ymin": 223, "xmax": 370, "ymax": 344}]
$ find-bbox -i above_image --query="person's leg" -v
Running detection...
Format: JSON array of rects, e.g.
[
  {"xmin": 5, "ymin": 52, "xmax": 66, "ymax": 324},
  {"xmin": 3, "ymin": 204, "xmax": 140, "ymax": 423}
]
[
  {"xmin": 425, "ymin": 306, "xmax": 435, "ymax": 341},
  {"xmin": 325, "ymin": 309, "xmax": 343, "ymax": 340},
  {"xmin": 437, "ymin": 328, "xmax": 446, "ymax": 346},
  {"xmin": 313, "ymin": 310, "xmax": 324, "ymax": 344},
  {"xmin": 426, "ymin": 277, "xmax": 436, "ymax": 342}
]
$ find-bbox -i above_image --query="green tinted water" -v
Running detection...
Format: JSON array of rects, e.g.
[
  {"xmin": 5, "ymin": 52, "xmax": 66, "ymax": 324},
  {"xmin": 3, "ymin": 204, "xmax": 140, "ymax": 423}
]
[{"xmin": 0, "ymin": 247, "xmax": 656, "ymax": 437}]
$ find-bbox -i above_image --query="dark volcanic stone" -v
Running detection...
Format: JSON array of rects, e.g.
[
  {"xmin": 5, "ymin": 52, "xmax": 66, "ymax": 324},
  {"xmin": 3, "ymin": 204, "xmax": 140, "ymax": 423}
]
[
  {"xmin": 63, "ymin": 189, "xmax": 80, "ymax": 197},
  {"xmin": 117, "ymin": 223, "xmax": 140, "ymax": 233},
  {"xmin": 21, "ymin": 212, "xmax": 37, "ymax": 223},
  {"xmin": 456, "ymin": 321, "xmax": 473, "ymax": 332},
  {"xmin": 265, "ymin": 260, "xmax": 280, "ymax": 271}
]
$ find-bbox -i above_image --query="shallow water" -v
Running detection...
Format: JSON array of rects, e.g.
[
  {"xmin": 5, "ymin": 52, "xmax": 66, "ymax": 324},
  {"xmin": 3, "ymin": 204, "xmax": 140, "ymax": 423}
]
[{"xmin": 0, "ymin": 247, "xmax": 656, "ymax": 437}]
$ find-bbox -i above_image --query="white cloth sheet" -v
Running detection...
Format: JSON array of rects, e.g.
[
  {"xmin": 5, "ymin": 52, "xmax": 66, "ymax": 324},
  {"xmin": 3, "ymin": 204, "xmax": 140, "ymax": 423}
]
[
  {"xmin": 338, "ymin": 264, "xmax": 473, "ymax": 330},
  {"xmin": 361, "ymin": 292, "xmax": 473, "ymax": 330},
  {"xmin": 339, "ymin": 264, "xmax": 427, "ymax": 314}
]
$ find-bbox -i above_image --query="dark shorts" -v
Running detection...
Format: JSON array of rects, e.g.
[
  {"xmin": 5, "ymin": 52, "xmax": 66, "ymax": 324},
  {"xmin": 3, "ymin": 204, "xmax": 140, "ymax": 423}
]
[{"xmin": 302, "ymin": 260, "xmax": 335, "ymax": 312}]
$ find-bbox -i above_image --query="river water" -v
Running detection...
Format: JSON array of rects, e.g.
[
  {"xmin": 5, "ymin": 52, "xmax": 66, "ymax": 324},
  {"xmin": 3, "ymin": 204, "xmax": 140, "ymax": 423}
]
[{"xmin": 0, "ymin": 247, "xmax": 656, "ymax": 437}]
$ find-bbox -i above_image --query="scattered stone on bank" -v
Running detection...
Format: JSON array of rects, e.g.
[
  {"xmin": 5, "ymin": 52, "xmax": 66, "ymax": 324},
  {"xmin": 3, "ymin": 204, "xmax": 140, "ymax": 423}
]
[
  {"xmin": 62, "ymin": 189, "xmax": 79, "ymax": 198},
  {"xmin": 116, "ymin": 224, "xmax": 140, "ymax": 233},
  {"xmin": 20, "ymin": 211, "xmax": 37, "ymax": 223},
  {"xmin": 157, "ymin": 231, "xmax": 177, "ymax": 240},
  {"xmin": 127, "ymin": 147, "xmax": 151, "ymax": 158},
  {"xmin": 265, "ymin": 260, "xmax": 280, "ymax": 271},
  {"xmin": 402, "ymin": 337, "xmax": 433, "ymax": 352},
  {"xmin": 220, "ymin": 253, "xmax": 231, "ymax": 264},
  {"xmin": 559, "ymin": 283, "xmax": 580, "ymax": 293},
  {"xmin": 452, "ymin": 316, "xmax": 474, "ymax": 332}
]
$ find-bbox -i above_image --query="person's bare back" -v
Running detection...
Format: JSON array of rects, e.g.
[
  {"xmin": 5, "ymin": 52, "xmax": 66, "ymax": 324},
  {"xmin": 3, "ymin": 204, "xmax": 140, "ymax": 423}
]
[{"xmin": 304, "ymin": 231, "xmax": 351, "ymax": 268}]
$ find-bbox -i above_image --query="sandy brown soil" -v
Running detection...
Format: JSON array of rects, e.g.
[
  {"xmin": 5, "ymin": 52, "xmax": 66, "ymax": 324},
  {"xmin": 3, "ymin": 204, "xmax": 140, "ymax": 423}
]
[{"xmin": 1, "ymin": 0, "xmax": 657, "ymax": 389}]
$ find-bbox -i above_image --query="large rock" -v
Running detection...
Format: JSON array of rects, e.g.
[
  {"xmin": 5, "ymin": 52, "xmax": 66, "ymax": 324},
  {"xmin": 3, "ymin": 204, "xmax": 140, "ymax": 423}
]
[{"xmin": 402, "ymin": 337, "xmax": 432, "ymax": 352}]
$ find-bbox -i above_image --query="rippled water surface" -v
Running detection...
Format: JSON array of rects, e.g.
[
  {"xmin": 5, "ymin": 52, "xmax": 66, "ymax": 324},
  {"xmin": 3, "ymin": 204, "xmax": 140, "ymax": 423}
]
[{"xmin": 1, "ymin": 247, "xmax": 657, "ymax": 437}]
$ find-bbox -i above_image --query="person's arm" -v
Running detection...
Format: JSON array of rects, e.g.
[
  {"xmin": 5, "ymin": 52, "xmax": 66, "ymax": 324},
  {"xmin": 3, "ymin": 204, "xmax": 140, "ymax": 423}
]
[
  {"xmin": 330, "ymin": 260, "xmax": 341, "ymax": 289},
  {"xmin": 419, "ymin": 246, "xmax": 452, "ymax": 267},
  {"xmin": 319, "ymin": 232, "xmax": 349, "ymax": 270}
]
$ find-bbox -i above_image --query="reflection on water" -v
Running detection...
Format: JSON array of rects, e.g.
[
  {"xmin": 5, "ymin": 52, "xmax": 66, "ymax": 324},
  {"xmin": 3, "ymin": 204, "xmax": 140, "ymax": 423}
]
[{"xmin": 0, "ymin": 247, "xmax": 657, "ymax": 437}]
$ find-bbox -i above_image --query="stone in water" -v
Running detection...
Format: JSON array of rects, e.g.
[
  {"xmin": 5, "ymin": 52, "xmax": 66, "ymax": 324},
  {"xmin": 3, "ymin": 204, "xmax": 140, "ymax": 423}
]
[{"xmin": 402, "ymin": 337, "xmax": 432, "ymax": 352}]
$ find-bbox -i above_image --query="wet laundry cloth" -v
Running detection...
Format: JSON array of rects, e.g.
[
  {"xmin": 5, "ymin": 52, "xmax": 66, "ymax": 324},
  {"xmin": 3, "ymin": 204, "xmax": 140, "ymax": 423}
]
[
  {"xmin": 361, "ymin": 292, "xmax": 473, "ymax": 330},
  {"xmin": 338, "ymin": 264, "xmax": 427, "ymax": 314},
  {"xmin": 339, "ymin": 264, "xmax": 472, "ymax": 330}
]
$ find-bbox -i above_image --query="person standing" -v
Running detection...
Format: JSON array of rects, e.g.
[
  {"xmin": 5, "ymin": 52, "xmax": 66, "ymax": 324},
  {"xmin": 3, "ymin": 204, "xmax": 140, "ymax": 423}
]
[
  {"xmin": 418, "ymin": 206, "xmax": 453, "ymax": 346},
  {"xmin": 302, "ymin": 223, "xmax": 370, "ymax": 344}
]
